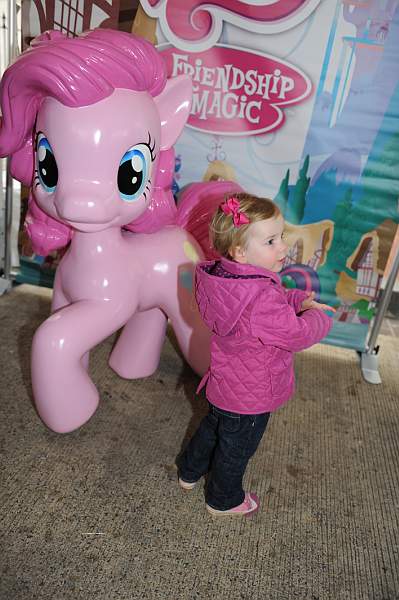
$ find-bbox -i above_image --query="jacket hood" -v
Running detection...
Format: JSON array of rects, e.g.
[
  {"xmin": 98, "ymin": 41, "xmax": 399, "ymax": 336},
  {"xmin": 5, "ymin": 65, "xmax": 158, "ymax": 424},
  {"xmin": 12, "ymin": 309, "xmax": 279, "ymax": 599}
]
[{"xmin": 195, "ymin": 257, "xmax": 280, "ymax": 337}]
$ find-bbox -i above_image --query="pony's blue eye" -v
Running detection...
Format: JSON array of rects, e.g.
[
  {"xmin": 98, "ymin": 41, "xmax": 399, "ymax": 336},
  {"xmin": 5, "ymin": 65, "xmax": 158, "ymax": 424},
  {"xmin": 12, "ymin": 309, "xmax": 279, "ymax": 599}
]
[
  {"xmin": 36, "ymin": 134, "xmax": 58, "ymax": 192},
  {"xmin": 118, "ymin": 144, "xmax": 152, "ymax": 202}
]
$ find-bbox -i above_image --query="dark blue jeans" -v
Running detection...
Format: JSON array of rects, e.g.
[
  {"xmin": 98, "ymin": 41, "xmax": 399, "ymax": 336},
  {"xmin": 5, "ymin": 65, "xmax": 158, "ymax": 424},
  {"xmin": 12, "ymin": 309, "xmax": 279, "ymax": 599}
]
[{"xmin": 178, "ymin": 402, "xmax": 270, "ymax": 511}]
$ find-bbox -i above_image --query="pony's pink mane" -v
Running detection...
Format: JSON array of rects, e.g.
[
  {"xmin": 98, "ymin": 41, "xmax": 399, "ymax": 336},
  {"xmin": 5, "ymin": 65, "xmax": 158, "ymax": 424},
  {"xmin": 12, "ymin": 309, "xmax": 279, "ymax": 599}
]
[
  {"xmin": 0, "ymin": 29, "xmax": 167, "ymax": 185},
  {"xmin": 25, "ymin": 193, "xmax": 73, "ymax": 256},
  {"xmin": 0, "ymin": 28, "xmax": 180, "ymax": 253}
]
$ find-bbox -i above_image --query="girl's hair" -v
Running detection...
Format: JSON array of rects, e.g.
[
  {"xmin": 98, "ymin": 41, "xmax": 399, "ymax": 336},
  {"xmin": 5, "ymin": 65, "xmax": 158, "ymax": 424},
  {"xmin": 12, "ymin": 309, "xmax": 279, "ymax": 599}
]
[
  {"xmin": 210, "ymin": 192, "xmax": 280, "ymax": 258},
  {"xmin": 0, "ymin": 28, "xmax": 167, "ymax": 185}
]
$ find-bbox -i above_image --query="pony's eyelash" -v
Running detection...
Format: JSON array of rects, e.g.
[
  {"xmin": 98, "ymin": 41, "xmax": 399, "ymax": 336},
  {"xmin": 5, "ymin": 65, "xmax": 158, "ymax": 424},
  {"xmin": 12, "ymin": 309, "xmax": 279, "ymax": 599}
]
[
  {"xmin": 34, "ymin": 131, "xmax": 43, "ymax": 151},
  {"xmin": 143, "ymin": 179, "xmax": 152, "ymax": 201},
  {"xmin": 146, "ymin": 132, "xmax": 156, "ymax": 162}
]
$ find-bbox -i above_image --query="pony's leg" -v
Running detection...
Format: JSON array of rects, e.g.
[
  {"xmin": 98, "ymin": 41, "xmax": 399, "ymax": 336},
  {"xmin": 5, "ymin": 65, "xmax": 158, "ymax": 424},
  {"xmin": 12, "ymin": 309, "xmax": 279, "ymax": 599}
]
[
  {"xmin": 51, "ymin": 280, "xmax": 69, "ymax": 313},
  {"xmin": 109, "ymin": 308, "xmax": 167, "ymax": 379},
  {"xmin": 31, "ymin": 300, "xmax": 131, "ymax": 433},
  {"xmin": 52, "ymin": 277, "xmax": 89, "ymax": 370}
]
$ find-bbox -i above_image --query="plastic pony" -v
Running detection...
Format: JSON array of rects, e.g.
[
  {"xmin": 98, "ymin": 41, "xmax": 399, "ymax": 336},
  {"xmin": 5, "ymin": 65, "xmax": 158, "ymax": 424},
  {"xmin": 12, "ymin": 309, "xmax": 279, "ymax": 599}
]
[{"xmin": 0, "ymin": 29, "xmax": 241, "ymax": 433}]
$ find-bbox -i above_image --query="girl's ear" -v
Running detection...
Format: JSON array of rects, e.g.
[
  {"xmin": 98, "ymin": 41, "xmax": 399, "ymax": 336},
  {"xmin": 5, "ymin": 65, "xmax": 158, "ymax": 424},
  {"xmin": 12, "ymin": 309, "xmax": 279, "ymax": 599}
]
[
  {"xmin": 230, "ymin": 245, "xmax": 247, "ymax": 264},
  {"xmin": 154, "ymin": 75, "xmax": 192, "ymax": 150}
]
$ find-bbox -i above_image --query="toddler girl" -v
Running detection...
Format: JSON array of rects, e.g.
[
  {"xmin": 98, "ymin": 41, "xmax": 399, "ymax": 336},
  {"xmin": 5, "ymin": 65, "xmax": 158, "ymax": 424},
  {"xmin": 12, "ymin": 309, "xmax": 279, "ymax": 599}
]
[{"xmin": 177, "ymin": 192, "xmax": 333, "ymax": 516}]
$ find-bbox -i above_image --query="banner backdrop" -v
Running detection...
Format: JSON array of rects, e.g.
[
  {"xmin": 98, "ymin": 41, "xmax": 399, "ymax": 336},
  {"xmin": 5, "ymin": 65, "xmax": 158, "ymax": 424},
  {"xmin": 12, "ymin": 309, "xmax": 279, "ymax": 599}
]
[{"xmin": 135, "ymin": 0, "xmax": 399, "ymax": 351}]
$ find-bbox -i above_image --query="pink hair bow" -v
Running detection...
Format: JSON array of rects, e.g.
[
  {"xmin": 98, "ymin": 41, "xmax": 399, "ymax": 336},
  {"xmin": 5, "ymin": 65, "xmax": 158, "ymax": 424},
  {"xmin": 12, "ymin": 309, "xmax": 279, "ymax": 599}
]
[{"xmin": 221, "ymin": 197, "xmax": 250, "ymax": 227}]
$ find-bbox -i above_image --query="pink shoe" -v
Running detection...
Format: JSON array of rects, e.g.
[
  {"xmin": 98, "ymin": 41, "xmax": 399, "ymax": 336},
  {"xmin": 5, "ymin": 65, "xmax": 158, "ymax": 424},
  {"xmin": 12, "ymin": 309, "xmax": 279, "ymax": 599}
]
[
  {"xmin": 178, "ymin": 477, "xmax": 198, "ymax": 490},
  {"xmin": 206, "ymin": 493, "xmax": 259, "ymax": 517}
]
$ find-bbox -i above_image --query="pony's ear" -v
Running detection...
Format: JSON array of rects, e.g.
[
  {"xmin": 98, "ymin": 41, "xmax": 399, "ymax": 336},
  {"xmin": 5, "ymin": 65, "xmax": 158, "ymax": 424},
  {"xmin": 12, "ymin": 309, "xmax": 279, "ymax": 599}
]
[{"xmin": 154, "ymin": 75, "xmax": 192, "ymax": 150}]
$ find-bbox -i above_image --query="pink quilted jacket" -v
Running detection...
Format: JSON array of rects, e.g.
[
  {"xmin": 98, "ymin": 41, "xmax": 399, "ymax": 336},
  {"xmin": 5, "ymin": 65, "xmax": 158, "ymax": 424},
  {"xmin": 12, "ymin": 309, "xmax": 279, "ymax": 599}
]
[{"xmin": 195, "ymin": 257, "xmax": 333, "ymax": 414}]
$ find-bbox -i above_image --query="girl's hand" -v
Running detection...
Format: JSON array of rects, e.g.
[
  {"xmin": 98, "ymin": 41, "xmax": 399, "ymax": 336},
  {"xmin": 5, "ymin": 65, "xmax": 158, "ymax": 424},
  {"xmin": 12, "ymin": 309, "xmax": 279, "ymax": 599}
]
[{"xmin": 301, "ymin": 291, "xmax": 336, "ymax": 313}]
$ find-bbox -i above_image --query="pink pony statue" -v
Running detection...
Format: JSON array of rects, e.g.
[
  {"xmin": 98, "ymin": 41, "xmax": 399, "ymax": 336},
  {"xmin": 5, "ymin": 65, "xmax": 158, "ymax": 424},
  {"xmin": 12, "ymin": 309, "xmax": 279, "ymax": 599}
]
[{"xmin": 0, "ymin": 28, "xmax": 241, "ymax": 433}]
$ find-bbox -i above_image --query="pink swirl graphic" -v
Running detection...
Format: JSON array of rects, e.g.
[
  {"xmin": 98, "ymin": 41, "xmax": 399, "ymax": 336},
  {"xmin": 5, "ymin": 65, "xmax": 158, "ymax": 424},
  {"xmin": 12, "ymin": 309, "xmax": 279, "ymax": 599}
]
[{"xmin": 143, "ymin": 0, "xmax": 318, "ymax": 47}]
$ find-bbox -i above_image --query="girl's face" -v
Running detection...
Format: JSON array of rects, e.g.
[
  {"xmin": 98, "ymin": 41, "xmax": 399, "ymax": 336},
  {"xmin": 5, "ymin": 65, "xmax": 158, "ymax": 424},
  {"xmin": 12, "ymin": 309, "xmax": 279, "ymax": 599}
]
[{"xmin": 232, "ymin": 215, "xmax": 288, "ymax": 272}]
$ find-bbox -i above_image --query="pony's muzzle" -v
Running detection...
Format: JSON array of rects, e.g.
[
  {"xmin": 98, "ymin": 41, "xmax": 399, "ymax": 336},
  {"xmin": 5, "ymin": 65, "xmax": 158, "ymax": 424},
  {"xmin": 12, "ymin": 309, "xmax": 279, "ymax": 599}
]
[{"xmin": 54, "ymin": 194, "xmax": 118, "ymax": 225}]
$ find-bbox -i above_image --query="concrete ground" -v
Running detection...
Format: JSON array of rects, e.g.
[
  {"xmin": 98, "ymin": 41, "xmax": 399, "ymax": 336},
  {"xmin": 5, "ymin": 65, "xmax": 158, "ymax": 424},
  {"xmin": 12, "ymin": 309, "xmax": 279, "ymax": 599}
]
[{"xmin": 1, "ymin": 285, "xmax": 398, "ymax": 600}]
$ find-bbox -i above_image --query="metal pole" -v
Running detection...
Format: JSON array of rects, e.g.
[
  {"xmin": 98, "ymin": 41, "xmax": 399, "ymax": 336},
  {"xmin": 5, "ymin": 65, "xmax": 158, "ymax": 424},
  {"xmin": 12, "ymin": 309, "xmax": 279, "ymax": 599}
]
[
  {"xmin": 3, "ymin": 160, "xmax": 14, "ymax": 281},
  {"xmin": 7, "ymin": 0, "xmax": 16, "ymax": 59},
  {"xmin": 366, "ymin": 241, "xmax": 399, "ymax": 354},
  {"xmin": 1, "ymin": 0, "xmax": 17, "ymax": 290}
]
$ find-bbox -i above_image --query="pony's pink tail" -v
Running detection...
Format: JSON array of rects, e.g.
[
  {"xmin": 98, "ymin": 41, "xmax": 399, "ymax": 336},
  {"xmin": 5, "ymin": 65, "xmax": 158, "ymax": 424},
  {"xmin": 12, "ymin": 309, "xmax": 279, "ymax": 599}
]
[
  {"xmin": 25, "ymin": 193, "xmax": 73, "ymax": 256},
  {"xmin": 176, "ymin": 180, "xmax": 243, "ymax": 259}
]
